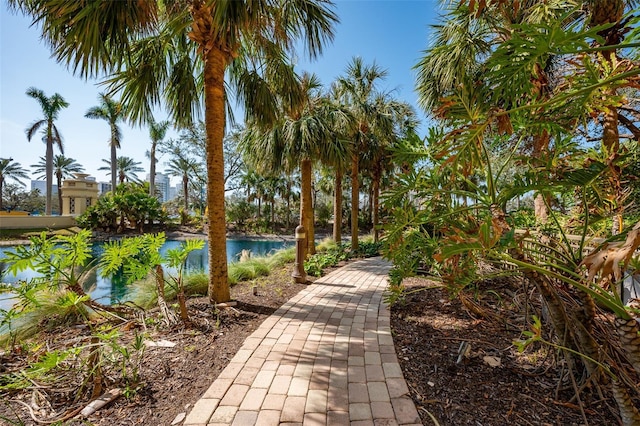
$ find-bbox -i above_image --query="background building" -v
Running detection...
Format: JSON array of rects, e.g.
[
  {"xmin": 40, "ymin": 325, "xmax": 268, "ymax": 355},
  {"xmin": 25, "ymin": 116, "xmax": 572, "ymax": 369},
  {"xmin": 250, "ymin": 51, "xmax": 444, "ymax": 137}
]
[{"xmin": 31, "ymin": 180, "xmax": 57, "ymax": 195}]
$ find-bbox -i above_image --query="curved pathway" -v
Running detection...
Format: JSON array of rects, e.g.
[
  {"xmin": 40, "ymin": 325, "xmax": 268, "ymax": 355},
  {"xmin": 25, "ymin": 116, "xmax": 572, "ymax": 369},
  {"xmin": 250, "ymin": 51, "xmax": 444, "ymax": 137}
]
[{"xmin": 183, "ymin": 257, "xmax": 421, "ymax": 426}]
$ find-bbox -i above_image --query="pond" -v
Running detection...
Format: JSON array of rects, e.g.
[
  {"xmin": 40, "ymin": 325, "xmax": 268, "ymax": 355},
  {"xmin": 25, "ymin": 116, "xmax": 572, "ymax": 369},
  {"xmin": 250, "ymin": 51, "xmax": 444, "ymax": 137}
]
[{"xmin": 0, "ymin": 239, "xmax": 291, "ymax": 310}]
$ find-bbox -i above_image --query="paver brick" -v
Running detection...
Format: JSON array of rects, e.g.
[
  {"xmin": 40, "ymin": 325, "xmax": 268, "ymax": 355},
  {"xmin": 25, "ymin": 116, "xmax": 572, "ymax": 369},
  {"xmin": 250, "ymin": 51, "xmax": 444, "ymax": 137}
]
[
  {"xmin": 382, "ymin": 362, "xmax": 403, "ymax": 378},
  {"xmin": 350, "ymin": 403, "xmax": 373, "ymax": 421},
  {"xmin": 386, "ymin": 377, "xmax": 409, "ymax": 398},
  {"xmin": 239, "ymin": 388, "xmax": 267, "ymax": 411},
  {"xmin": 303, "ymin": 412, "xmax": 326, "ymax": 425},
  {"xmin": 183, "ymin": 398, "xmax": 219, "ymax": 424},
  {"xmin": 368, "ymin": 381, "xmax": 390, "ymax": 402},
  {"xmin": 270, "ymin": 375, "xmax": 292, "ymax": 395},
  {"xmin": 372, "ymin": 401, "xmax": 395, "ymax": 419},
  {"xmin": 255, "ymin": 409, "xmax": 281, "ymax": 426},
  {"xmin": 202, "ymin": 379, "xmax": 233, "ymax": 399},
  {"xmin": 262, "ymin": 393, "xmax": 287, "ymax": 410},
  {"xmin": 288, "ymin": 377, "xmax": 309, "ymax": 396},
  {"xmin": 235, "ymin": 366, "xmax": 260, "ymax": 385},
  {"xmin": 231, "ymin": 410, "xmax": 258, "ymax": 425},
  {"xmin": 219, "ymin": 384, "xmax": 250, "ymax": 406},
  {"xmin": 280, "ymin": 396, "xmax": 306, "ymax": 422},
  {"xmin": 327, "ymin": 410, "xmax": 350, "ymax": 425},
  {"xmin": 391, "ymin": 396, "xmax": 421, "ymax": 424},
  {"xmin": 208, "ymin": 405, "xmax": 238, "ymax": 424},
  {"xmin": 304, "ymin": 389, "xmax": 327, "ymax": 413}
]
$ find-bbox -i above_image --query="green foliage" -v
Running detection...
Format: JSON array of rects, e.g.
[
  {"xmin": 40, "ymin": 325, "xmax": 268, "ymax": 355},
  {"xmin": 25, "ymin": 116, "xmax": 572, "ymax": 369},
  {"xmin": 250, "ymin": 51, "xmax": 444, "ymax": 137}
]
[
  {"xmin": 77, "ymin": 183, "xmax": 166, "ymax": 232},
  {"xmin": 304, "ymin": 243, "xmax": 350, "ymax": 277},
  {"xmin": 99, "ymin": 233, "xmax": 204, "ymax": 322},
  {"xmin": 0, "ymin": 230, "xmax": 100, "ymax": 343},
  {"xmin": 507, "ymin": 209, "xmax": 535, "ymax": 229},
  {"xmin": 228, "ymin": 259, "xmax": 271, "ymax": 284},
  {"xmin": 226, "ymin": 199, "xmax": 256, "ymax": 231},
  {"xmin": 315, "ymin": 201, "xmax": 333, "ymax": 227}
]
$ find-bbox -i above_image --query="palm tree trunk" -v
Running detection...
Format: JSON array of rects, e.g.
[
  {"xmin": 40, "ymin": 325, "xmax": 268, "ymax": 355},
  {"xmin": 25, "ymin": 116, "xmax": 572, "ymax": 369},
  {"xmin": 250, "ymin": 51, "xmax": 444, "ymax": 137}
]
[
  {"xmin": 614, "ymin": 317, "xmax": 640, "ymax": 375},
  {"xmin": 612, "ymin": 380, "xmax": 640, "ymax": 426},
  {"xmin": 603, "ymin": 101, "xmax": 623, "ymax": 235},
  {"xmin": 204, "ymin": 44, "xmax": 230, "ymax": 304},
  {"xmin": 56, "ymin": 173, "xmax": 63, "ymax": 215},
  {"xmin": 300, "ymin": 158, "xmax": 315, "ymax": 256},
  {"xmin": 0, "ymin": 177, "xmax": 4, "ymax": 211},
  {"xmin": 373, "ymin": 172, "xmax": 380, "ymax": 243},
  {"xmin": 45, "ymin": 138, "xmax": 53, "ymax": 215},
  {"xmin": 183, "ymin": 176, "xmax": 189, "ymax": 211},
  {"xmin": 333, "ymin": 169, "xmax": 342, "ymax": 244},
  {"xmin": 270, "ymin": 200, "xmax": 275, "ymax": 231},
  {"xmin": 150, "ymin": 143, "xmax": 156, "ymax": 197},
  {"xmin": 533, "ymin": 131, "xmax": 550, "ymax": 224},
  {"xmin": 110, "ymin": 143, "xmax": 117, "ymax": 193},
  {"xmin": 351, "ymin": 153, "xmax": 359, "ymax": 251}
]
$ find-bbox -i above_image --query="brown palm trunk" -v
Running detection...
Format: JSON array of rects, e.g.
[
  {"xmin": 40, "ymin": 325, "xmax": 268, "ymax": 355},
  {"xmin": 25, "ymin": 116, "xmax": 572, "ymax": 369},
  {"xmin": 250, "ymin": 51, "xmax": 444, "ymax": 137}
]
[
  {"xmin": 351, "ymin": 153, "xmax": 359, "ymax": 251},
  {"xmin": 45, "ymin": 137, "xmax": 53, "ymax": 215},
  {"xmin": 56, "ymin": 173, "xmax": 63, "ymax": 215},
  {"xmin": 333, "ymin": 169, "xmax": 342, "ymax": 244},
  {"xmin": 533, "ymin": 131, "xmax": 550, "ymax": 224},
  {"xmin": 373, "ymin": 172, "xmax": 380, "ymax": 243},
  {"xmin": 150, "ymin": 143, "xmax": 156, "ymax": 197},
  {"xmin": 603, "ymin": 100, "xmax": 623, "ymax": 234},
  {"xmin": 204, "ymin": 45, "xmax": 230, "ymax": 304},
  {"xmin": 110, "ymin": 142, "xmax": 117, "ymax": 193},
  {"xmin": 183, "ymin": 176, "xmax": 189, "ymax": 211},
  {"xmin": 300, "ymin": 158, "xmax": 315, "ymax": 256},
  {"xmin": 0, "ymin": 177, "xmax": 4, "ymax": 211}
]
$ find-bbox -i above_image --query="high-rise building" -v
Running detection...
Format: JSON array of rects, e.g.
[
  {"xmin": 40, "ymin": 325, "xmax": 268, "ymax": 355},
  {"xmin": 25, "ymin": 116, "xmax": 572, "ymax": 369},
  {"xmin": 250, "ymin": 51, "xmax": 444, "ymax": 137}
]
[
  {"xmin": 97, "ymin": 182, "xmax": 112, "ymax": 195},
  {"xmin": 147, "ymin": 172, "xmax": 172, "ymax": 203}
]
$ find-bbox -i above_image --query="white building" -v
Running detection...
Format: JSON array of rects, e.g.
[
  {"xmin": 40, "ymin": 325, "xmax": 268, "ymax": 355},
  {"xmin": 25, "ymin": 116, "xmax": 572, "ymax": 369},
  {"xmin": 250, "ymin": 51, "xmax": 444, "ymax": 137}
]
[
  {"xmin": 97, "ymin": 182, "xmax": 112, "ymax": 195},
  {"xmin": 146, "ymin": 172, "xmax": 174, "ymax": 203}
]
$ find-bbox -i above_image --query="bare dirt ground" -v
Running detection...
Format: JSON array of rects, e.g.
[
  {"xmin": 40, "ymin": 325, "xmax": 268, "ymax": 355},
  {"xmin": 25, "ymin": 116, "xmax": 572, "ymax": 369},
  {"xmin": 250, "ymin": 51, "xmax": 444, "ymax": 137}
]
[{"xmin": 0, "ymin": 261, "xmax": 630, "ymax": 425}]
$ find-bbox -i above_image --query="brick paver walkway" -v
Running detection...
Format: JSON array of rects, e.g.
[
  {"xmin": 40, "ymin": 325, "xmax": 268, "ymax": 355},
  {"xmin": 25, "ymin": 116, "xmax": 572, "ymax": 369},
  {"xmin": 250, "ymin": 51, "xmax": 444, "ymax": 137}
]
[{"xmin": 183, "ymin": 257, "xmax": 421, "ymax": 425}]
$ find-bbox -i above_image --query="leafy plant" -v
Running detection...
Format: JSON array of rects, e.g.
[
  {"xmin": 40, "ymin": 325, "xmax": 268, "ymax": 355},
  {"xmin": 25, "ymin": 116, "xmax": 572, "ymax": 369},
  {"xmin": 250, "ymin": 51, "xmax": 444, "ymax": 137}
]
[
  {"xmin": 0, "ymin": 230, "xmax": 104, "ymax": 344},
  {"xmin": 77, "ymin": 183, "xmax": 166, "ymax": 232},
  {"xmin": 99, "ymin": 233, "xmax": 204, "ymax": 324}
]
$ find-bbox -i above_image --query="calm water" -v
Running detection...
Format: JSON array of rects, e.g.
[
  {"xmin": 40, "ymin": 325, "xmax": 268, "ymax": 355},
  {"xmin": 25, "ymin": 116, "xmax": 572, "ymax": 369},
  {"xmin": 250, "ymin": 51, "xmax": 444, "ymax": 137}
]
[{"xmin": 0, "ymin": 239, "xmax": 290, "ymax": 309}]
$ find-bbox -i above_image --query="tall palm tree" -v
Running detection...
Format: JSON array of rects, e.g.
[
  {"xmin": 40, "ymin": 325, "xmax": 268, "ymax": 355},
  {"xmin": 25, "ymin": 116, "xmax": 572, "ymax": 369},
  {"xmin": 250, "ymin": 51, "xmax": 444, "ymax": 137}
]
[
  {"xmin": 166, "ymin": 156, "xmax": 202, "ymax": 211},
  {"xmin": 10, "ymin": 0, "xmax": 338, "ymax": 304},
  {"xmin": 147, "ymin": 118, "xmax": 171, "ymax": 198},
  {"xmin": 25, "ymin": 87, "xmax": 69, "ymax": 215},
  {"xmin": 0, "ymin": 159, "xmax": 29, "ymax": 211},
  {"xmin": 336, "ymin": 57, "xmax": 397, "ymax": 250},
  {"xmin": 99, "ymin": 156, "xmax": 144, "ymax": 185},
  {"xmin": 360, "ymin": 97, "xmax": 417, "ymax": 242},
  {"xmin": 240, "ymin": 72, "xmax": 350, "ymax": 256},
  {"xmin": 85, "ymin": 93, "xmax": 125, "ymax": 194},
  {"xmin": 31, "ymin": 154, "xmax": 84, "ymax": 213}
]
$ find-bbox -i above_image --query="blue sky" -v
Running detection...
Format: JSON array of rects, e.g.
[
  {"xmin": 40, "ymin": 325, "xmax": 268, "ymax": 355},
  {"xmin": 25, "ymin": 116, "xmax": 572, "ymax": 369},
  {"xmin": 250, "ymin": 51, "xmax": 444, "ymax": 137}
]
[{"xmin": 1, "ymin": 1, "xmax": 439, "ymax": 184}]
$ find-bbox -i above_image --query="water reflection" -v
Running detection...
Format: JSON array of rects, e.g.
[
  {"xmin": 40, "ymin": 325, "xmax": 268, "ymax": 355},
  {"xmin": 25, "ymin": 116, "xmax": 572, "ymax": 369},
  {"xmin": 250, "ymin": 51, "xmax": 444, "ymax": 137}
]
[{"xmin": 0, "ymin": 239, "xmax": 290, "ymax": 309}]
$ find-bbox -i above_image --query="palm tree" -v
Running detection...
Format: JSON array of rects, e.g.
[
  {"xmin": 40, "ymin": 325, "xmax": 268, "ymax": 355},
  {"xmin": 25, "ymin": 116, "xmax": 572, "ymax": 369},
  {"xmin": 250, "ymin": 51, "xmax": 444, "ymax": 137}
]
[
  {"xmin": 0, "ymin": 159, "xmax": 29, "ymax": 211},
  {"xmin": 99, "ymin": 156, "xmax": 144, "ymax": 185},
  {"xmin": 336, "ymin": 57, "xmax": 397, "ymax": 251},
  {"xmin": 166, "ymin": 157, "xmax": 202, "ymax": 211},
  {"xmin": 147, "ymin": 118, "xmax": 171, "ymax": 198},
  {"xmin": 85, "ymin": 93, "xmax": 125, "ymax": 194},
  {"xmin": 240, "ymin": 72, "xmax": 350, "ymax": 256},
  {"xmin": 31, "ymin": 155, "xmax": 84, "ymax": 213},
  {"xmin": 25, "ymin": 87, "xmax": 69, "ymax": 215},
  {"xmin": 11, "ymin": 0, "xmax": 338, "ymax": 304},
  {"xmin": 360, "ymin": 97, "xmax": 417, "ymax": 243}
]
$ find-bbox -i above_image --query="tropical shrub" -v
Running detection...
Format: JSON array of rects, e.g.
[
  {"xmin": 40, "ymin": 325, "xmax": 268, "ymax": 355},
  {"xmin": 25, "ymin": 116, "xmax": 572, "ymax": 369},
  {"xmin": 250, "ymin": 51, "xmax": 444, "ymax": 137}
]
[{"xmin": 77, "ymin": 183, "xmax": 166, "ymax": 232}]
